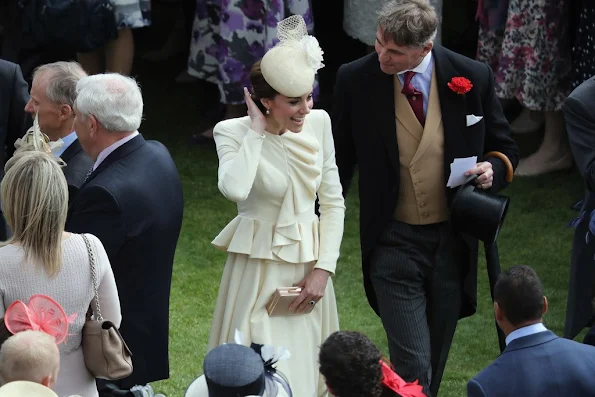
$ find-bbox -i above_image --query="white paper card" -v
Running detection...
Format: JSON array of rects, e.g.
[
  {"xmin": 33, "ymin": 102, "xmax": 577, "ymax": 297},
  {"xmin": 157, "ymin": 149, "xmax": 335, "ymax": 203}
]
[
  {"xmin": 446, "ymin": 156, "xmax": 477, "ymax": 188},
  {"xmin": 466, "ymin": 114, "xmax": 483, "ymax": 127}
]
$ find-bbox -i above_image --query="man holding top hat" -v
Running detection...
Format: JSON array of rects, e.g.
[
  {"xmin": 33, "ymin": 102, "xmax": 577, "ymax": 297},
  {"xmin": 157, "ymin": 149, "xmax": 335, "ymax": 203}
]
[{"xmin": 332, "ymin": 0, "xmax": 518, "ymax": 396}]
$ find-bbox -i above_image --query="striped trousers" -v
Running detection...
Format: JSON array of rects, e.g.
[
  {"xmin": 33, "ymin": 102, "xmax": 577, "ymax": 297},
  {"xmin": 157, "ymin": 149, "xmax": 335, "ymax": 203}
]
[{"xmin": 370, "ymin": 220, "xmax": 463, "ymax": 397}]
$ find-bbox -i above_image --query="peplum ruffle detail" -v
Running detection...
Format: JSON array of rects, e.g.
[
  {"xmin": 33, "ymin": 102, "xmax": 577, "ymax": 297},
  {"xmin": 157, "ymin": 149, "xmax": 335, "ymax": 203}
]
[
  {"xmin": 212, "ymin": 215, "xmax": 320, "ymax": 264},
  {"xmin": 212, "ymin": 128, "xmax": 322, "ymax": 264}
]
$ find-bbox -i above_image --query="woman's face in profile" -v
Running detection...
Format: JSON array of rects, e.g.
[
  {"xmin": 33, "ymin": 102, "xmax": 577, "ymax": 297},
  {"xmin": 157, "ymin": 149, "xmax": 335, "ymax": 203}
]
[{"xmin": 266, "ymin": 90, "xmax": 314, "ymax": 133}]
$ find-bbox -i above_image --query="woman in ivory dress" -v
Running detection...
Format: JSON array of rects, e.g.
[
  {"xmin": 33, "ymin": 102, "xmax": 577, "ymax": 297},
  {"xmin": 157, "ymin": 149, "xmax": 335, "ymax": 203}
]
[{"xmin": 208, "ymin": 15, "xmax": 345, "ymax": 397}]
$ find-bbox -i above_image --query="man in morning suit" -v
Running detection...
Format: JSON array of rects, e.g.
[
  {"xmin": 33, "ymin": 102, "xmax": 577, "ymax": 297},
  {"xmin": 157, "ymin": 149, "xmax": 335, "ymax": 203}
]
[
  {"xmin": 332, "ymin": 0, "xmax": 519, "ymax": 395},
  {"xmin": 467, "ymin": 265, "xmax": 595, "ymax": 396},
  {"xmin": 562, "ymin": 75, "xmax": 595, "ymax": 347},
  {"xmin": 24, "ymin": 62, "xmax": 93, "ymax": 193},
  {"xmin": 0, "ymin": 59, "xmax": 29, "ymax": 240},
  {"xmin": 66, "ymin": 73, "xmax": 184, "ymax": 396}
]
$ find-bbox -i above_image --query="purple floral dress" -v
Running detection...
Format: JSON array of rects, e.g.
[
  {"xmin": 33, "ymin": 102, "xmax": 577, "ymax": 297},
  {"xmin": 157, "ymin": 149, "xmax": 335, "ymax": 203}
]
[
  {"xmin": 188, "ymin": 0, "xmax": 315, "ymax": 105},
  {"xmin": 476, "ymin": 0, "xmax": 572, "ymax": 111}
]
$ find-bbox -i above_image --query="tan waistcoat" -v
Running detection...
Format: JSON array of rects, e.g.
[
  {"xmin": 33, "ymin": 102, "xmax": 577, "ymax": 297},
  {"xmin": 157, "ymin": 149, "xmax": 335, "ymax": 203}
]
[{"xmin": 393, "ymin": 69, "xmax": 449, "ymax": 224}]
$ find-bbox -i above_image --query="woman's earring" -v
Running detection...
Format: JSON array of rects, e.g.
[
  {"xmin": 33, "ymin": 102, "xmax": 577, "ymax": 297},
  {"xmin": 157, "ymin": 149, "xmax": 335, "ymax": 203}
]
[{"xmin": 266, "ymin": 109, "xmax": 270, "ymax": 115}]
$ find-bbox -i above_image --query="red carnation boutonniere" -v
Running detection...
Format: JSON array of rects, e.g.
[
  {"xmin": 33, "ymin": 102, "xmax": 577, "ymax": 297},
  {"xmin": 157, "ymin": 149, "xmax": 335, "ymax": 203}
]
[{"xmin": 448, "ymin": 76, "xmax": 473, "ymax": 95}]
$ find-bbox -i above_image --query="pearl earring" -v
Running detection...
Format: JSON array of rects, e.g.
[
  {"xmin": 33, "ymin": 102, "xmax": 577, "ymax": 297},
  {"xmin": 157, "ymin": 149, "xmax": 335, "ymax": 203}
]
[{"xmin": 266, "ymin": 109, "xmax": 270, "ymax": 115}]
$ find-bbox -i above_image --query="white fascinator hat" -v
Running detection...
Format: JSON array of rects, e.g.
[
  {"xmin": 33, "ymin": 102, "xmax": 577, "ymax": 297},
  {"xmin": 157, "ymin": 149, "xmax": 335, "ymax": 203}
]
[
  {"xmin": 260, "ymin": 15, "xmax": 324, "ymax": 98},
  {"xmin": 13, "ymin": 112, "xmax": 66, "ymax": 167}
]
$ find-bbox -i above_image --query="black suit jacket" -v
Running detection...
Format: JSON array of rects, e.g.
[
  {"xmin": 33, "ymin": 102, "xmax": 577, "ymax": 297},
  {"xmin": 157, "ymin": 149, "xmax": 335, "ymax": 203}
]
[
  {"xmin": 563, "ymin": 76, "xmax": 595, "ymax": 339},
  {"xmin": 467, "ymin": 330, "xmax": 595, "ymax": 397},
  {"xmin": 0, "ymin": 59, "xmax": 29, "ymax": 168},
  {"xmin": 332, "ymin": 46, "xmax": 519, "ymax": 318},
  {"xmin": 60, "ymin": 138, "xmax": 93, "ymax": 203},
  {"xmin": 0, "ymin": 59, "xmax": 30, "ymax": 240},
  {"xmin": 65, "ymin": 134, "xmax": 184, "ymax": 387}
]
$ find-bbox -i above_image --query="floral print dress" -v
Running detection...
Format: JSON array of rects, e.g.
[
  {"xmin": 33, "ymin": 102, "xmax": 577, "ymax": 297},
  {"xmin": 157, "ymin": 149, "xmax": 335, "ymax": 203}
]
[
  {"xmin": 476, "ymin": 0, "xmax": 572, "ymax": 111},
  {"xmin": 188, "ymin": 0, "xmax": 315, "ymax": 105}
]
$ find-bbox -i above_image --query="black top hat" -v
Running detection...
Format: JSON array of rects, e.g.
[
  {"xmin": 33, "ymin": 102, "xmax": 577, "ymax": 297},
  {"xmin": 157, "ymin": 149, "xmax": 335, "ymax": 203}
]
[
  {"xmin": 204, "ymin": 344, "xmax": 266, "ymax": 397},
  {"xmin": 450, "ymin": 175, "xmax": 510, "ymax": 245}
]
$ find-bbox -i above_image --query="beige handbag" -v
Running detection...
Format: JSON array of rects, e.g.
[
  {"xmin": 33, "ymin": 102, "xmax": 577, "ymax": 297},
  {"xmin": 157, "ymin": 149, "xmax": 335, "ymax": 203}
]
[
  {"xmin": 81, "ymin": 234, "xmax": 133, "ymax": 380},
  {"xmin": 266, "ymin": 287, "xmax": 316, "ymax": 316}
]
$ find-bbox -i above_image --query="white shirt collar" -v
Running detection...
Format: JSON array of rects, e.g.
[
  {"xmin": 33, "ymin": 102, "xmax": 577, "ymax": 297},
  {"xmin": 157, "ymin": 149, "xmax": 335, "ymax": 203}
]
[
  {"xmin": 93, "ymin": 131, "xmax": 139, "ymax": 171},
  {"xmin": 51, "ymin": 130, "xmax": 78, "ymax": 158},
  {"xmin": 397, "ymin": 51, "xmax": 433, "ymax": 75},
  {"xmin": 505, "ymin": 323, "xmax": 548, "ymax": 345}
]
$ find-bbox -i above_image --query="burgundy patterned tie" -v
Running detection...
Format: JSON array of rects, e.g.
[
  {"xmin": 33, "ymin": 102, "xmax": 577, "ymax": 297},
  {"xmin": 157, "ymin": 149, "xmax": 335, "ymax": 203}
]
[{"xmin": 401, "ymin": 71, "xmax": 425, "ymax": 127}]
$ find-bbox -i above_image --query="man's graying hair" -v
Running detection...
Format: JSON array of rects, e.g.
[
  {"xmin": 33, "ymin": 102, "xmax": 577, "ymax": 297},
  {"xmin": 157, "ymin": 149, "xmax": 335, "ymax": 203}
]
[
  {"xmin": 378, "ymin": 0, "xmax": 439, "ymax": 48},
  {"xmin": 33, "ymin": 62, "xmax": 87, "ymax": 108}
]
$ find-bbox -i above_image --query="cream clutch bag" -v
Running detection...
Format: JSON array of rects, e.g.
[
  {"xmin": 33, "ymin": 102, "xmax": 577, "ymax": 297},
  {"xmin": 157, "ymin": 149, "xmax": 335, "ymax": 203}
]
[{"xmin": 266, "ymin": 287, "xmax": 316, "ymax": 316}]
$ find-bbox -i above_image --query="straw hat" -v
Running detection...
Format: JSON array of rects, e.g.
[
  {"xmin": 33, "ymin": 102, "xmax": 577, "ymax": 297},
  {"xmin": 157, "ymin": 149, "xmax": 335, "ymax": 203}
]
[
  {"xmin": 0, "ymin": 381, "xmax": 58, "ymax": 397},
  {"xmin": 260, "ymin": 15, "xmax": 324, "ymax": 98}
]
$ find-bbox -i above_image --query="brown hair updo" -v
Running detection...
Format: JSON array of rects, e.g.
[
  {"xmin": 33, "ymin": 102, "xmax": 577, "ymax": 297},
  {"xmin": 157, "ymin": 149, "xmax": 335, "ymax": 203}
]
[{"xmin": 249, "ymin": 60, "xmax": 279, "ymax": 114}]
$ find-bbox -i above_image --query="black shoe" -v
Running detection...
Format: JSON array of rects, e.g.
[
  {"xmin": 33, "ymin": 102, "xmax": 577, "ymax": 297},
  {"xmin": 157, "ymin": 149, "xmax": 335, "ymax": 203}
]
[{"xmin": 97, "ymin": 382, "xmax": 135, "ymax": 397}]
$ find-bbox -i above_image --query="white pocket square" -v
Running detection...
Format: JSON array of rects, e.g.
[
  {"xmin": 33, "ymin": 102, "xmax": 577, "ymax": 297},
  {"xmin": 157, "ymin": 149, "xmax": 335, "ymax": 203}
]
[{"xmin": 466, "ymin": 114, "xmax": 483, "ymax": 127}]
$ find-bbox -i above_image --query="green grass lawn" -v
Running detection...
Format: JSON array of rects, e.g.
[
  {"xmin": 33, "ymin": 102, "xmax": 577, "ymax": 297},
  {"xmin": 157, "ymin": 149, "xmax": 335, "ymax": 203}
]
[{"xmin": 134, "ymin": 59, "xmax": 586, "ymax": 396}]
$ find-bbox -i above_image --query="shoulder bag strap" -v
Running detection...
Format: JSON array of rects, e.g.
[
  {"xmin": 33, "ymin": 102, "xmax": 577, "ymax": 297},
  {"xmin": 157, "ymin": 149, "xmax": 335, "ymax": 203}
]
[{"xmin": 81, "ymin": 234, "xmax": 104, "ymax": 321}]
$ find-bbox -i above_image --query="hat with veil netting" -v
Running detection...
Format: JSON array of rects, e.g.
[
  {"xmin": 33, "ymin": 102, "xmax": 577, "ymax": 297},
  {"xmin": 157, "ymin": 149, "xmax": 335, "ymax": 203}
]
[
  {"xmin": 260, "ymin": 15, "xmax": 324, "ymax": 98},
  {"xmin": 12, "ymin": 112, "xmax": 66, "ymax": 167},
  {"xmin": 184, "ymin": 330, "xmax": 293, "ymax": 397}
]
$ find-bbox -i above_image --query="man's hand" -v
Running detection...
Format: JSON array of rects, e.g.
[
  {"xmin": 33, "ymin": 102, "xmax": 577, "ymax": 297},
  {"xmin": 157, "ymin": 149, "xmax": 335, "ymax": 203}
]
[{"xmin": 465, "ymin": 161, "xmax": 494, "ymax": 189}]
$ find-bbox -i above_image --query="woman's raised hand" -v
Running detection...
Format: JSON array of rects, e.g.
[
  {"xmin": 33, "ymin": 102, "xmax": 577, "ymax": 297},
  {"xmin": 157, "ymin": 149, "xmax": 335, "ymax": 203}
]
[{"xmin": 244, "ymin": 87, "xmax": 267, "ymax": 134}]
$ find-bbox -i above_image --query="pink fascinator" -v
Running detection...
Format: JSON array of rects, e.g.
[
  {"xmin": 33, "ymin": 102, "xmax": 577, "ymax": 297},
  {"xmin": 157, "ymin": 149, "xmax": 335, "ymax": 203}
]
[{"xmin": 4, "ymin": 294, "xmax": 76, "ymax": 344}]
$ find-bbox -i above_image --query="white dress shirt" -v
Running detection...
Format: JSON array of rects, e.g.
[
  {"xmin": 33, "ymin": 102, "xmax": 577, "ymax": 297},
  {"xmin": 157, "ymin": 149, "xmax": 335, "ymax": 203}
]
[
  {"xmin": 51, "ymin": 130, "xmax": 78, "ymax": 158},
  {"xmin": 93, "ymin": 131, "xmax": 139, "ymax": 171},
  {"xmin": 505, "ymin": 322, "xmax": 548, "ymax": 345},
  {"xmin": 397, "ymin": 52, "xmax": 434, "ymax": 116}
]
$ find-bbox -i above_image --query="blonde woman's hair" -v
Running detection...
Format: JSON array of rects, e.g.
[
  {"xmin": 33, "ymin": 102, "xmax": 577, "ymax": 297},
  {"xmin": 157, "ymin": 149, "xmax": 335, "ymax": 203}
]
[{"xmin": 1, "ymin": 151, "xmax": 68, "ymax": 277}]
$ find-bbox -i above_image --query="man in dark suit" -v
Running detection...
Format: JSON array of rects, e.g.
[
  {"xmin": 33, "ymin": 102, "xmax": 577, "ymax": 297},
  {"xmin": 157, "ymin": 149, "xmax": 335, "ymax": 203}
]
[
  {"xmin": 66, "ymin": 73, "xmax": 183, "ymax": 396},
  {"xmin": 467, "ymin": 265, "xmax": 595, "ymax": 396},
  {"xmin": 563, "ymin": 75, "xmax": 595, "ymax": 347},
  {"xmin": 0, "ymin": 59, "xmax": 29, "ymax": 240},
  {"xmin": 24, "ymin": 61, "xmax": 93, "ymax": 192},
  {"xmin": 332, "ymin": 0, "xmax": 519, "ymax": 395}
]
